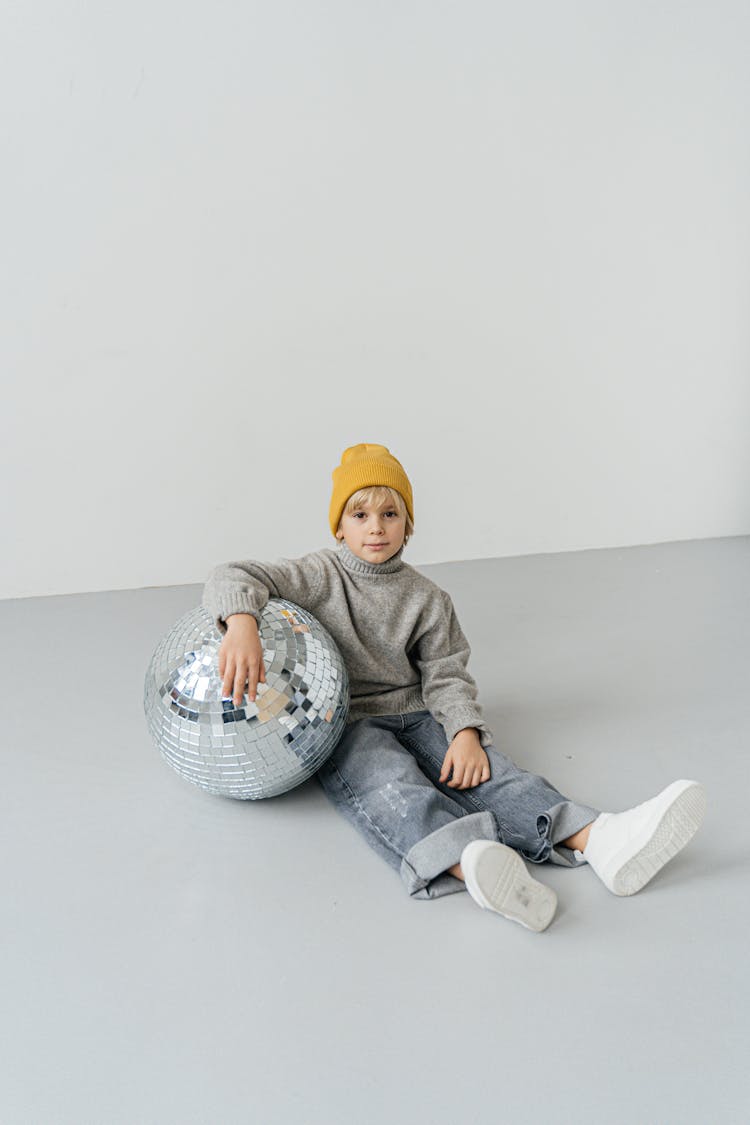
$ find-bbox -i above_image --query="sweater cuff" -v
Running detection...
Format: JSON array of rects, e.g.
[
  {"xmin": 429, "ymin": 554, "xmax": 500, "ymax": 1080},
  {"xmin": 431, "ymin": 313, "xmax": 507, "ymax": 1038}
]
[
  {"xmin": 210, "ymin": 597, "xmax": 262, "ymax": 634},
  {"xmin": 441, "ymin": 706, "xmax": 493, "ymax": 748}
]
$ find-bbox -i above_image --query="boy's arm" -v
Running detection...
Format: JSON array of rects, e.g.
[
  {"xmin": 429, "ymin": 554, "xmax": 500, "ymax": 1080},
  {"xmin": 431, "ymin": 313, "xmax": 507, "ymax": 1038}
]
[
  {"xmin": 202, "ymin": 553, "xmax": 326, "ymax": 635},
  {"xmin": 412, "ymin": 590, "xmax": 494, "ymax": 749}
]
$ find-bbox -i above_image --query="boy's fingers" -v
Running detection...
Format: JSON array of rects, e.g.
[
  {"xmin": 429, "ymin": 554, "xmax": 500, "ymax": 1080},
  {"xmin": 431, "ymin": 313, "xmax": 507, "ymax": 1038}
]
[
  {"xmin": 233, "ymin": 666, "xmax": 249, "ymax": 706},
  {"xmin": 247, "ymin": 662, "xmax": 265, "ymax": 702},
  {"xmin": 217, "ymin": 647, "xmax": 259, "ymax": 704},
  {"xmin": 457, "ymin": 762, "xmax": 483, "ymax": 788},
  {"xmin": 222, "ymin": 652, "xmax": 264, "ymax": 705}
]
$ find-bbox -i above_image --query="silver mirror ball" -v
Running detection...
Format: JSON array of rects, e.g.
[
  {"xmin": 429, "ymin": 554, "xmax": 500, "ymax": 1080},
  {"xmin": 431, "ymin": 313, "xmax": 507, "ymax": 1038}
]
[{"xmin": 143, "ymin": 600, "xmax": 350, "ymax": 799}]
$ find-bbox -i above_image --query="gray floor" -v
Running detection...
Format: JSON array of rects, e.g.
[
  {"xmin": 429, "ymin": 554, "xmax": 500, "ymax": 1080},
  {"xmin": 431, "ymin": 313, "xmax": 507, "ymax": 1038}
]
[{"xmin": 3, "ymin": 536, "xmax": 749, "ymax": 1125}]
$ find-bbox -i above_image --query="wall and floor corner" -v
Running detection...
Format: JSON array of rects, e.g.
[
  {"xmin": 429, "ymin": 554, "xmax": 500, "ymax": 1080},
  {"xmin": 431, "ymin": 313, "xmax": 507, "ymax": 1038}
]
[{"xmin": 2, "ymin": 1, "xmax": 749, "ymax": 602}]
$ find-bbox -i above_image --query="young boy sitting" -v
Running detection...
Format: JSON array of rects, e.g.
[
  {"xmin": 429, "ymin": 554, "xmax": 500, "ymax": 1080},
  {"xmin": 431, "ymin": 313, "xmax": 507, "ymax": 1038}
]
[{"xmin": 202, "ymin": 443, "xmax": 706, "ymax": 932}]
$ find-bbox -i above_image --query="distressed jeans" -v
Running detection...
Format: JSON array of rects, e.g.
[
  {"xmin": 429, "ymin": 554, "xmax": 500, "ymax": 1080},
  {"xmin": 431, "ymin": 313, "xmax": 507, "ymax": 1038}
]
[{"xmin": 315, "ymin": 710, "xmax": 600, "ymax": 899}]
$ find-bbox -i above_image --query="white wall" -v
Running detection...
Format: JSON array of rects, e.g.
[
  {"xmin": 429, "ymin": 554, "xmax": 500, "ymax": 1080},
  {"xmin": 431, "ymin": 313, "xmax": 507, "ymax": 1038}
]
[{"xmin": 3, "ymin": 0, "xmax": 749, "ymax": 600}]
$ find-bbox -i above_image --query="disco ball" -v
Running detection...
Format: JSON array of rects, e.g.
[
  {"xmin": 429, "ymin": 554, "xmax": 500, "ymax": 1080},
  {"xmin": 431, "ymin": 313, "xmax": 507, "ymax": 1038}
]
[{"xmin": 143, "ymin": 600, "xmax": 350, "ymax": 799}]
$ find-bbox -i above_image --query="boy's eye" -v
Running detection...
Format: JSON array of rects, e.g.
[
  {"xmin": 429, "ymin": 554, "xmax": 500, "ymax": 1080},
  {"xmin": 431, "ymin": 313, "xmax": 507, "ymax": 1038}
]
[{"xmin": 353, "ymin": 511, "xmax": 397, "ymax": 518}]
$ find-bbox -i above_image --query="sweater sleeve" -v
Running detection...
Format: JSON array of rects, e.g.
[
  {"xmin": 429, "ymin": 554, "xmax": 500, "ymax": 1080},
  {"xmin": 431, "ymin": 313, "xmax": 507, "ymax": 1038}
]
[
  {"xmin": 202, "ymin": 552, "xmax": 326, "ymax": 635},
  {"xmin": 412, "ymin": 589, "xmax": 494, "ymax": 749}
]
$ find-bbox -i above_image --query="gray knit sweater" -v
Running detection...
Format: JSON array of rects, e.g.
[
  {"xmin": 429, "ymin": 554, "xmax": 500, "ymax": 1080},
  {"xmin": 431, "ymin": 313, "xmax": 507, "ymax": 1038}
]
[{"xmin": 202, "ymin": 540, "xmax": 494, "ymax": 749}]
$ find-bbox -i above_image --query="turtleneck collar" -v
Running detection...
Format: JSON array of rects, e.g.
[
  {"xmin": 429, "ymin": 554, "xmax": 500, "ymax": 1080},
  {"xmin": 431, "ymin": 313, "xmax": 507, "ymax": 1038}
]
[{"xmin": 336, "ymin": 540, "xmax": 406, "ymax": 576}]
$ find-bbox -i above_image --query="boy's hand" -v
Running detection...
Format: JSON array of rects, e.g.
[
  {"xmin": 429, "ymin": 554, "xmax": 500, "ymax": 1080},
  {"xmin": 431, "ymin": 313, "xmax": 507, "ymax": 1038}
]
[
  {"xmin": 440, "ymin": 728, "xmax": 491, "ymax": 789},
  {"xmin": 219, "ymin": 614, "xmax": 267, "ymax": 706}
]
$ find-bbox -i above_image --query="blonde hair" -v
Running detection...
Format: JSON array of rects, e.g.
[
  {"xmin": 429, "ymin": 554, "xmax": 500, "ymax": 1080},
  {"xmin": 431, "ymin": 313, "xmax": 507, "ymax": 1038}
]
[{"xmin": 336, "ymin": 486, "xmax": 414, "ymax": 547}]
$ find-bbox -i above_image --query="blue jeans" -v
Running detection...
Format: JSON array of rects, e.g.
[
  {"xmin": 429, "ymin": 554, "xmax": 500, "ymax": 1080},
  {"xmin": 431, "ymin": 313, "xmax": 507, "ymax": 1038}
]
[{"xmin": 315, "ymin": 710, "xmax": 600, "ymax": 899}]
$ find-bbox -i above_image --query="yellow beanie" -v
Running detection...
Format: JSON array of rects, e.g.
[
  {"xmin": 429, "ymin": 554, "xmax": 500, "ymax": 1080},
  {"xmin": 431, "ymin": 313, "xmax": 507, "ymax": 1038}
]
[{"xmin": 329, "ymin": 443, "xmax": 414, "ymax": 538}]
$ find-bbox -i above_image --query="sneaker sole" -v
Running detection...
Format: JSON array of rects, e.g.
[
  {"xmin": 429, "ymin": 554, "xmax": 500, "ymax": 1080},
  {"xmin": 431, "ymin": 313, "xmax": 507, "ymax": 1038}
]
[
  {"xmin": 461, "ymin": 840, "xmax": 558, "ymax": 932},
  {"xmin": 610, "ymin": 781, "xmax": 707, "ymax": 896}
]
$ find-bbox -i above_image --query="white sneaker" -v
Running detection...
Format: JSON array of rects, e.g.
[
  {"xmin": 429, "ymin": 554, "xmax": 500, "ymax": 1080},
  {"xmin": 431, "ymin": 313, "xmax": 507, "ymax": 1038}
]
[
  {"xmin": 460, "ymin": 840, "xmax": 558, "ymax": 932},
  {"xmin": 584, "ymin": 779, "xmax": 706, "ymax": 896}
]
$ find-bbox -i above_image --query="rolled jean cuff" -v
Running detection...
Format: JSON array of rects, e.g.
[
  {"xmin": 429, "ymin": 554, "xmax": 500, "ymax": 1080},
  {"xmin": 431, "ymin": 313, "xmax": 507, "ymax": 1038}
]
[
  {"xmin": 538, "ymin": 800, "xmax": 600, "ymax": 868},
  {"xmin": 400, "ymin": 811, "xmax": 499, "ymax": 899}
]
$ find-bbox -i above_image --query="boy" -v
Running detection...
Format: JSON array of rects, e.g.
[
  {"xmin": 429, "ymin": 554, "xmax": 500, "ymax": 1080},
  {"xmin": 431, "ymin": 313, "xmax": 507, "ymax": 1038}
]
[{"xmin": 202, "ymin": 443, "xmax": 706, "ymax": 932}]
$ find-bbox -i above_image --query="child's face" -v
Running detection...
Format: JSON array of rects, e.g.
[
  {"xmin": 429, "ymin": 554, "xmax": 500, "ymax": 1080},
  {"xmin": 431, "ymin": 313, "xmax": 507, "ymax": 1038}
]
[{"xmin": 336, "ymin": 498, "xmax": 407, "ymax": 564}]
